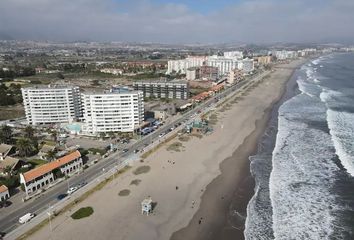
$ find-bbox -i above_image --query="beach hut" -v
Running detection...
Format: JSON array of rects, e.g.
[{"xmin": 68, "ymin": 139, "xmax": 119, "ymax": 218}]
[{"xmin": 141, "ymin": 197, "xmax": 153, "ymax": 216}]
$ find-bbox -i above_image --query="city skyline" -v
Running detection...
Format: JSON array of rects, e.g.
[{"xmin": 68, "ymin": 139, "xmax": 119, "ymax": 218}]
[{"xmin": 1, "ymin": 0, "xmax": 354, "ymax": 44}]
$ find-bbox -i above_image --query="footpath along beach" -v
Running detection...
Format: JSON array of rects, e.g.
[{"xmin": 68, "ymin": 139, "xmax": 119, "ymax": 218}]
[{"xmin": 24, "ymin": 59, "xmax": 306, "ymax": 240}]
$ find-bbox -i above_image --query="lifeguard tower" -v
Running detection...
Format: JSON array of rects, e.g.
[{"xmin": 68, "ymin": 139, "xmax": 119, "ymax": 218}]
[{"xmin": 141, "ymin": 197, "xmax": 153, "ymax": 216}]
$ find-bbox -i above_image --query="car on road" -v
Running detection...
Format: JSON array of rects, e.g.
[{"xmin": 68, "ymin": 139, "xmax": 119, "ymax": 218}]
[
  {"xmin": 19, "ymin": 213, "xmax": 35, "ymax": 224},
  {"xmin": 122, "ymin": 148, "xmax": 129, "ymax": 153},
  {"xmin": 0, "ymin": 200, "xmax": 11, "ymax": 208},
  {"xmin": 67, "ymin": 186, "xmax": 78, "ymax": 195},
  {"xmin": 76, "ymin": 182, "xmax": 87, "ymax": 188},
  {"xmin": 159, "ymin": 133, "xmax": 165, "ymax": 138},
  {"xmin": 57, "ymin": 193, "xmax": 68, "ymax": 200},
  {"xmin": 134, "ymin": 149, "xmax": 139, "ymax": 154}
]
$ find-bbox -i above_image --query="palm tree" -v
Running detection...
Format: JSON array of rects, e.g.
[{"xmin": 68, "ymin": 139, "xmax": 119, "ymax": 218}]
[
  {"xmin": 46, "ymin": 150, "xmax": 57, "ymax": 161},
  {"xmin": 16, "ymin": 138, "xmax": 34, "ymax": 157},
  {"xmin": 0, "ymin": 125, "xmax": 13, "ymax": 144},
  {"xmin": 51, "ymin": 130, "xmax": 58, "ymax": 142},
  {"xmin": 3, "ymin": 165, "xmax": 12, "ymax": 176},
  {"xmin": 23, "ymin": 125, "xmax": 35, "ymax": 139}
]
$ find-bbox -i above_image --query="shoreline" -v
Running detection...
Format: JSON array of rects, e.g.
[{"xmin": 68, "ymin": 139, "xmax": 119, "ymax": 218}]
[
  {"xmin": 171, "ymin": 59, "xmax": 307, "ymax": 240},
  {"xmin": 23, "ymin": 59, "xmax": 308, "ymax": 240}
]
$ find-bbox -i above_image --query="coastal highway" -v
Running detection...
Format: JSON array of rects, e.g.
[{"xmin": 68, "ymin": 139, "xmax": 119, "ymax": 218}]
[{"xmin": 0, "ymin": 70, "xmax": 269, "ymax": 236}]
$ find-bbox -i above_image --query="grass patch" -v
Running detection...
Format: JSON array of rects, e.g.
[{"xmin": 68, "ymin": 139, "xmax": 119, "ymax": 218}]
[
  {"xmin": 130, "ymin": 179, "xmax": 142, "ymax": 186},
  {"xmin": 27, "ymin": 159, "xmax": 47, "ymax": 167},
  {"xmin": 167, "ymin": 142, "xmax": 184, "ymax": 152},
  {"xmin": 178, "ymin": 135, "xmax": 190, "ymax": 142},
  {"xmin": 133, "ymin": 165, "xmax": 151, "ymax": 175},
  {"xmin": 118, "ymin": 189, "xmax": 131, "ymax": 196},
  {"xmin": 0, "ymin": 105, "xmax": 25, "ymax": 121},
  {"xmin": 71, "ymin": 207, "xmax": 94, "ymax": 219}
]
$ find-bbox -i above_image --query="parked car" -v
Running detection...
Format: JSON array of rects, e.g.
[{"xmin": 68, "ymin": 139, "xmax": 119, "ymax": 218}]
[
  {"xmin": 19, "ymin": 213, "xmax": 35, "ymax": 224},
  {"xmin": 67, "ymin": 187, "xmax": 78, "ymax": 195},
  {"xmin": 134, "ymin": 149, "xmax": 139, "ymax": 154},
  {"xmin": 57, "ymin": 193, "xmax": 67, "ymax": 200},
  {"xmin": 122, "ymin": 148, "xmax": 129, "ymax": 153}
]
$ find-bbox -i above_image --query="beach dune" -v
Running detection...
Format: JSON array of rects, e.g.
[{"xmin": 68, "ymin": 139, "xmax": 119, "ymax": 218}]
[{"xmin": 26, "ymin": 59, "xmax": 306, "ymax": 240}]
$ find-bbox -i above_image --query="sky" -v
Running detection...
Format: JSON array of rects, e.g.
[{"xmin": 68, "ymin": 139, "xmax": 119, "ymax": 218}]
[{"xmin": 0, "ymin": 0, "xmax": 354, "ymax": 44}]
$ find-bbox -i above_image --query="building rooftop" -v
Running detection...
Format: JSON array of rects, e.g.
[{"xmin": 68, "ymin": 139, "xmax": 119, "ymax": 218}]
[
  {"xmin": 21, "ymin": 85, "xmax": 77, "ymax": 90},
  {"xmin": 0, "ymin": 156, "xmax": 20, "ymax": 170},
  {"xmin": 22, "ymin": 150, "xmax": 81, "ymax": 183},
  {"xmin": 0, "ymin": 144, "xmax": 12, "ymax": 155},
  {"xmin": 0, "ymin": 185, "xmax": 8, "ymax": 193}
]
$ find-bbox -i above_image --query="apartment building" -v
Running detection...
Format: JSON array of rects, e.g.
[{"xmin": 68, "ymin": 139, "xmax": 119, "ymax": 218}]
[
  {"xmin": 133, "ymin": 81, "xmax": 189, "ymax": 100},
  {"xmin": 239, "ymin": 58, "xmax": 255, "ymax": 73},
  {"xmin": 21, "ymin": 85, "xmax": 82, "ymax": 125},
  {"xmin": 166, "ymin": 56, "xmax": 207, "ymax": 74},
  {"xmin": 206, "ymin": 56, "xmax": 240, "ymax": 75},
  {"xmin": 186, "ymin": 66, "xmax": 218, "ymax": 81},
  {"xmin": 20, "ymin": 150, "xmax": 83, "ymax": 196},
  {"xmin": 81, "ymin": 91, "xmax": 144, "ymax": 134},
  {"xmin": 228, "ymin": 69, "xmax": 244, "ymax": 84}
]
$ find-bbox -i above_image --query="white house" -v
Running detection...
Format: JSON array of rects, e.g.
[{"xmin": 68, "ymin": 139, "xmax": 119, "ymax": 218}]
[{"xmin": 20, "ymin": 150, "xmax": 83, "ymax": 196}]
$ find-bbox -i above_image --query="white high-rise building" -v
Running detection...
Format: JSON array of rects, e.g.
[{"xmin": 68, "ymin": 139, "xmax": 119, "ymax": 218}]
[
  {"xmin": 166, "ymin": 56, "xmax": 207, "ymax": 74},
  {"xmin": 21, "ymin": 86, "xmax": 82, "ymax": 125},
  {"xmin": 224, "ymin": 51, "xmax": 243, "ymax": 59},
  {"xmin": 206, "ymin": 56, "xmax": 240, "ymax": 75},
  {"xmin": 81, "ymin": 91, "xmax": 144, "ymax": 134},
  {"xmin": 239, "ymin": 58, "xmax": 255, "ymax": 73}
]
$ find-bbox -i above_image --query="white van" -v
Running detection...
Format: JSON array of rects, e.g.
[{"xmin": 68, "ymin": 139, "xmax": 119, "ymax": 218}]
[{"xmin": 19, "ymin": 213, "xmax": 35, "ymax": 224}]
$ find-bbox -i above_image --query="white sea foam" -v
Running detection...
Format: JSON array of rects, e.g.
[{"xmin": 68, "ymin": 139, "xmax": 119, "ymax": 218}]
[
  {"xmin": 270, "ymin": 94, "xmax": 338, "ymax": 240},
  {"xmin": 320, "ymin": 89, "xmax": 354, "ymax": 176}
]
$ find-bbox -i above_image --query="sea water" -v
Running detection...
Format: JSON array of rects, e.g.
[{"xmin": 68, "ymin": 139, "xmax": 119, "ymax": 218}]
[{"xmin": 245, "ymin": 53, "xmax": 354, "ymax": 239}]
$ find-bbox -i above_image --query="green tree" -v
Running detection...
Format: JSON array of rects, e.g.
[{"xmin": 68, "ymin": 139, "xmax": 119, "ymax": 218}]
[
  {"xmin": 46, "ymin": 150, "xmax": 57, "ymax": 161},
  {"xmin": 51, "ymin": 130, "xmax": 58, "ymax": 142},
  {"xmin": 16, "ymin": 138, "xmax": 34, "ymax": 157},
  {"xmin": 0, "ymin": 125, "xmax": 13, "ymax": 144},
  {"xmin": 23, "ymin": 125, "xmax": 35, "ymax": 139}
]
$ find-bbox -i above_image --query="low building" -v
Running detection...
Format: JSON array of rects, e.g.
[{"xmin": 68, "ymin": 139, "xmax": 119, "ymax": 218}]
[
  {"xmin": 100, "ymin": 68, "xmax": 123, "ymax": 75},
  {"xmin": 133, "ymin": 80, "xmax": 189, "ymax": 100},
  {"xmin": 0, "ymin": 185, "xmax": 9, "ymax": 202},
  {"xmin": 20, "ymin": 150, "xmax": 83, "ymax": 196},
  {"xmin": 0, "ymin": 156, "xmax": 24, "ymax": 176},
  {"xmin": 38, "ymin": 144, "xmax": 56, "ymax": 160},
  {"xmin": 187, "ymin": 66, "xmax": 219, "ymax": 81},
  {"xmin": 0, "ymin": 144, "xmax": 13, "ymax": 161}
]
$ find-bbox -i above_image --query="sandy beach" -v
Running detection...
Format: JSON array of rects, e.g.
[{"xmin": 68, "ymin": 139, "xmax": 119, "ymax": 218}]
[{"xmin": 25, "ymin": 59, "xmax": 306, "ymax": 240}]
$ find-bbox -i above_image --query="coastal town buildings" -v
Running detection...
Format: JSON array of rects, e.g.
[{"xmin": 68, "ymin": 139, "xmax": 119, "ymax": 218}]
[
  {"xmin": 100, "ymin": 68, "xmax": 123, "ymax": 75},
  {"xmin": 81, "ymin": 90, "xmax": 144, "ymax": 134},
  {"xmin": 0, "ymin": 185, "xmax": 9, "ymax": 201},
  {"xmin": 20, "ymin": 150, "xmax": 83, "ymax": 196},
  {"xmin": 21, "ymin": 85, "xmax": 82, "ymax": 125},
  {"xmin": 133, "ymin": 81, "xmax": 189, "ymax": 100}
]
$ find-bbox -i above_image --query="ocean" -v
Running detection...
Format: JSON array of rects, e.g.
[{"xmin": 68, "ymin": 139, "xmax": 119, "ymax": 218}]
[{"xmin": 245, "ymin": 53, "xmax": 354, "ymax": 240}]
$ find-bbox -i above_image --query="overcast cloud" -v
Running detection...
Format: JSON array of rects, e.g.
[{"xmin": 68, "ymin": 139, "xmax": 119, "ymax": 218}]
[{"xmin": 0, "ymin": 0, "xmax": 353, "ymax": 43}]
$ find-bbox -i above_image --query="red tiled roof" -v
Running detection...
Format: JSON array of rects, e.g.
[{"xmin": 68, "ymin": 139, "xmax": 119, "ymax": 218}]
[
  {"xmin": 22, "ymin": 150, "xmax": 81, "ymax": 183},
  {"xmin": 0, "ymin": 185, "xmax": 8, "ymax": 193}
]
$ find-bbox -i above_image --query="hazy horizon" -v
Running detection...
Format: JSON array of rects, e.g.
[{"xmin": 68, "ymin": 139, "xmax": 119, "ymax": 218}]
[{"xmin": 1, "ymin": 0, "xmax": 354, "ymax": 44}]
